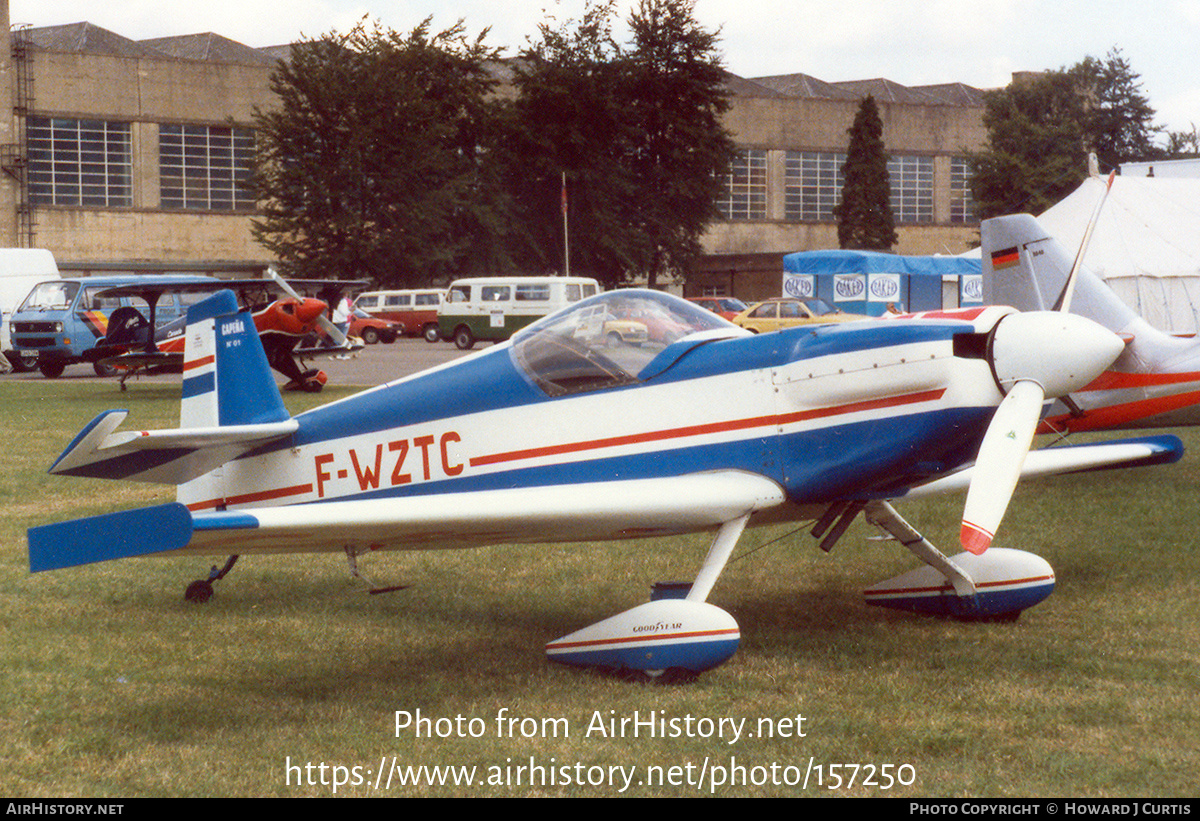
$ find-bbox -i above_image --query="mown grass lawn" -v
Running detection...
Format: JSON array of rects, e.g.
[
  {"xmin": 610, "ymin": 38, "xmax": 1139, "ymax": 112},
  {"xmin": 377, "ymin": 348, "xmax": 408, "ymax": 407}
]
[{"xmin": 1, "ymin": 381, "xmax": 1197, "ymax": 797}]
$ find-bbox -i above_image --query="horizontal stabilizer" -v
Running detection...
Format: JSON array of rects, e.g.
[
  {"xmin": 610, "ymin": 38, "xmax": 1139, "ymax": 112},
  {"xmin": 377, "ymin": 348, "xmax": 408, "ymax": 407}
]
[
  {"xmin": 27, "ymin": 471, "xmax": 786, "ymax": 571},
  {"xmin": 48, "ymin": 409, "xmax": 298, "ymax": 484},
  {"xmin": 29, "ymin": 503, "xmax": 193, "ymax": 572},
  {"xmin": 901, "ymin": 435, "xmax": 1184, "ymax": 500}
]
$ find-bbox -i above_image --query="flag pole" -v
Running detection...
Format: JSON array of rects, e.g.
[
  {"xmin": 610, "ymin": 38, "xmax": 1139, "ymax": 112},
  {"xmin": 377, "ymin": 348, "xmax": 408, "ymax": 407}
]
[{"xmin": 561, "ymin": 172, "xmax": 570, "ymax": 277}]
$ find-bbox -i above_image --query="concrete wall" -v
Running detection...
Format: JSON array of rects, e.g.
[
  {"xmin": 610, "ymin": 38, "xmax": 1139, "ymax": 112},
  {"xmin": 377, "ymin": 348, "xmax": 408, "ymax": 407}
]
[
  {"xmin": 3, "ymin": 14, "xmax": 988, "ymax": 289},
  {"xmin": 11, "ymin": 34, "xmax": 273, "ymax": 264},
  {"xmin": 34, "ymin": 207, "xmax": 262, "ymax": 263},
  {"xmin": 32, "ymin": 50, "xmax": 274, "ymax": 123}
]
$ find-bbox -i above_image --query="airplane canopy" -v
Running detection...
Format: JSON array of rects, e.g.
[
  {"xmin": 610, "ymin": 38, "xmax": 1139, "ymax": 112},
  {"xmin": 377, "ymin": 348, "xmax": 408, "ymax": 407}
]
[{"xmin": 511, "ymin": 290, "xmax": 742, "ymax": 396}]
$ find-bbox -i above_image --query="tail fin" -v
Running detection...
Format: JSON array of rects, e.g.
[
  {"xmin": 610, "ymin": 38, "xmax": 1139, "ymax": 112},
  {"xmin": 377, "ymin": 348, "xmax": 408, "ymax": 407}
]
[
  {"xmin": 47, "ymin": 290, "xmax": 296, "ymax": 485},
  {"xmin": 181, "ymin": 290, "xmax": 289, "ymax": 428},
  {"xmin": 984, "ymin": 214, "xmax": 1200, "ymax": 431},
  {"xmin": 981, "ymin": 214, "xmax": 1138, "ymax": 331}
]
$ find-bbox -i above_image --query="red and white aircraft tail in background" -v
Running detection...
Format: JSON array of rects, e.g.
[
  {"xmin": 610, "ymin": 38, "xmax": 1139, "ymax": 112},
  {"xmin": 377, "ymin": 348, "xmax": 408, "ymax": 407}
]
[{"xmin": 983, "ymin": 213, "xmax": 1200, "ymax": 434}]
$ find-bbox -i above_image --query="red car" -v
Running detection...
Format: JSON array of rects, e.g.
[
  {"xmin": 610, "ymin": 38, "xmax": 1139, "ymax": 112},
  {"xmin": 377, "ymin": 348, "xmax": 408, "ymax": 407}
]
[
  {"xmin": 349, "ymin": 308, "xmax": 400, "ymax": 344},
  {"xmin": 687, "ymin": 297, "xmax": 748, "ymax": 321}
]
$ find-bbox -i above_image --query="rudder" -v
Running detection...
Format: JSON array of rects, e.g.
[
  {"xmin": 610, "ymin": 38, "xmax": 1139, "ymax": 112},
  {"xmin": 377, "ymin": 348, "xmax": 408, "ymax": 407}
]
[
  {"xmin": 181, "ymin": 290, "xmax": 289, "ymax": 428},
  {"xmin": 981, "ymin": 214, "xmax": 1138, "ymax": 330}
]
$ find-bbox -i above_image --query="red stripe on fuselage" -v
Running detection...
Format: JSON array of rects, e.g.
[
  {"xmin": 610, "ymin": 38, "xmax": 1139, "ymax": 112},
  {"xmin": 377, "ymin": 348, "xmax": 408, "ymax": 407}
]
[
  {"xmin": 186, "ymin": 482, "xmax": 315, "ymax": 512},
  {"xmin": 186, "ymin": 388, "xmax": 947, "ymax": 511},
  {"xmin": 470, "ymin": 389, "xmax": 946, "ymax": 468},
  {"xmin": 894, "ymin": 307, "xmax": 990, "ymax": 321}
]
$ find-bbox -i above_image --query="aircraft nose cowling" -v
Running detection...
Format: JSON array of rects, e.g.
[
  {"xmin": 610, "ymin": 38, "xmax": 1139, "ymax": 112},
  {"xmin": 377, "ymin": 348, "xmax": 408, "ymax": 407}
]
[
  {"xmin": 297, "ymin": 298, "xmax": 327, "ymax": 325},
  {"xmin": 989, "ymin": 311, "xmax": 1124, "ymax": 398}
]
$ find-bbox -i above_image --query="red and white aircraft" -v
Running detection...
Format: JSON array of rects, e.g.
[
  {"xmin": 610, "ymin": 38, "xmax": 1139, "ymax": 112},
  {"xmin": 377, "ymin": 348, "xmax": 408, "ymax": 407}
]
[
  {"xmin": 88, "ymin": 273, "xmax": 357, "ymax": 392},
  {"xmin": 982, "ymin": 212, "xmax": 1200, "ymax": 434}
]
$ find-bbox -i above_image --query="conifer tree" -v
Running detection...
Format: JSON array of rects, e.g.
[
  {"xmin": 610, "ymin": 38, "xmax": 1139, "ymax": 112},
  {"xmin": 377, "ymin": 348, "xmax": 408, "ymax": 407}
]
[
  {"xmin": 970, "ymin": 50, "xmax": 1162, "ymax": 220},
  {"xmin": 835, "ymin": 96, "xmax": 897, "ymax": 251},
  {"xmin": 1071, "ymin": 48, "xmax": 1160, "ymax": 170}
]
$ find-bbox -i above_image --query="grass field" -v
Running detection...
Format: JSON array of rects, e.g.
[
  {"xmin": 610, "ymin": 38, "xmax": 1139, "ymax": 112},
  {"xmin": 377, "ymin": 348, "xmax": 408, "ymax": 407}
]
[{"xmin": 1, "ymin": 380, "xmax": 1197, "ymax": 797}]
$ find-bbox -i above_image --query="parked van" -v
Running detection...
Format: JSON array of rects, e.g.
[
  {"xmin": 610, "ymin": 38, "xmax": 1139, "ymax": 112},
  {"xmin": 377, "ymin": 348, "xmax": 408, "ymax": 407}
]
[
  {"xmin": 9, "ymin": 275, "xmax": 215, "ymax": 377},
  {"xmin": 354, "ymin": 288, "xmax": 445, "ymax": 342},
  {"xmin": 0, "ymin": 249, "xmax": 60, "ymax": 371},
  {"xmin": 437, "ymin": 276, "xmax": 601, "ymax": 349}
]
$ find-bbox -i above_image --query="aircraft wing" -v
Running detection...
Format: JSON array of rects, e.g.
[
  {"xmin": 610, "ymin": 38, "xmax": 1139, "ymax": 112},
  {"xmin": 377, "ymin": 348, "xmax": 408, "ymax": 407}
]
[
  {"xmin": 98, "ymin": 350, "xmax": 183, "ymax": 371},
  {"xmin": 28, "ymin": 471, "xmax": 786, "ymax": 572},
  {"xmin": 898, "ymin": 435, "xmax": 1183, "ymax": 500},
  {"xmin": 292, "ymin": 339, "xmax": 366, "ymax": 358}
]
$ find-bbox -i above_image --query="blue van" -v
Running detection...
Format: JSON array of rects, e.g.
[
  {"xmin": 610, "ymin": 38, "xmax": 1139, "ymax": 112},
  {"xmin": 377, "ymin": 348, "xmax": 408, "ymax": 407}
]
[{"xmin": 9, "ymin": 275, "xmax": 216, "ymax": 377}]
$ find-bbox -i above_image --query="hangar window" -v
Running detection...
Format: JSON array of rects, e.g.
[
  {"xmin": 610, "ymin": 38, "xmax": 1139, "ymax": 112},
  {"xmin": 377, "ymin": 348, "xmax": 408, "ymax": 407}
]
[
  {"xmin": 888, "ymin": 155, "xmax": 934, "ymax": 223},
  {"xmin": 28, "ymin": 117, "xmax": 132, "ymax": 207},
  {"xmin": 784, "ymin": 151, "xmax": 845, "ymax": 221},
  {"xmin": 717, "ymin": 149, "xmax": 768, "ymax": 220},
  {"xmin": 949, "ymin": 157, "xmax": 976, "ymax": 223},
  {"xmin": 160, "ymin": 124, "xmax": 257, "ymax": 210}
]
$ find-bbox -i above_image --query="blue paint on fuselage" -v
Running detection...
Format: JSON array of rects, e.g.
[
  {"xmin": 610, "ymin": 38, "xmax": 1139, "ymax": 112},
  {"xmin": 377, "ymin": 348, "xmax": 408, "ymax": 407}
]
[
  {"xmin": 265, "ymin": 318, "xmax": 988, "ymax": 506},
  {"xmin": 288, "ymin": 344, "xmax": 544, "ymax": 449},
  {"xmin": 288, "ymin": 318, "xmax": 970, "ymax": 442},
  {"xmin": 281, "ymin": 405, "xmax": 992, "ymax": 509}
]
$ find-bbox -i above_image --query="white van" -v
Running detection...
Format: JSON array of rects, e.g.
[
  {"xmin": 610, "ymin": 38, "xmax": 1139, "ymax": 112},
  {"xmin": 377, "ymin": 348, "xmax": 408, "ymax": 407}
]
[
  {"xmin": 354, "ymin": 288, "xmax": 445, "ymax": 342},
  {"xmin": 0, "ymin": 249, "xmax": 61, "ymax": 371},
  {"xmin": 436, "ymin": 276, "xmax": 601, "ymax": 349}
]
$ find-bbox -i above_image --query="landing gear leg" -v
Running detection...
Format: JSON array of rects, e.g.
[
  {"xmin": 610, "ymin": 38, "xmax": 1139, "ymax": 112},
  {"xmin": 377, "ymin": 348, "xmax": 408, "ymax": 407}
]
[
  {"xmin": 685, "ymin": 513, "xmax": 751, "ymax": 604},
  {"xmin": 184, "ymin": 555, "xmax": 239, "ymax": 603},
  {"xmin": 863, "ymin": 501, "xmax": 976, "ymax": 596},
  {"xmin": 345, "ymin": 547, "xmax": 408, "ymax": 595}
]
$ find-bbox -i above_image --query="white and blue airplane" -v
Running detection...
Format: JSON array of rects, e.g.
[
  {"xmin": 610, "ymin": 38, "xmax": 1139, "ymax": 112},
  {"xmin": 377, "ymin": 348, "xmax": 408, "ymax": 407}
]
[{"xmin": 26, "ymin": 286, "xmax": 1183, "ymax": 678}]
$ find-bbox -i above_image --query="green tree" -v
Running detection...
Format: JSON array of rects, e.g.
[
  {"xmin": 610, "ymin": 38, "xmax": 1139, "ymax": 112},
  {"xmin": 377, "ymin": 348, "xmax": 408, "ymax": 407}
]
[
  {"xmin": 1164, "ymin": 125, "xmax": 1200, "ymax": 157},
  {"xmin": 835, "ymin": 95, "xmax": 897, "ymax": 250},
  {"xmin": 970, "ymin": 50, "xmax": 1163, "ymax": 220},
  {"xmin": 504, "ymin": 0, "xmax": 733, "ymax": 288},
  {"xmin": 1070, "ymin": 48, "xmax": 1161, "ymax": 169},
  {"xmin": 503, "ymin": 0, "xmax": 631, "ymax": 283},
  {"xmin": 620, "ymin": 0, "xmax": 734, "ymax": 289},
  {"xmin": 250, "ymin": 19, "xmax": 509, "ymax": 285},
  {"xmin": 969, "ymin": 70, "xmax": 1087, "ymax": 219}
]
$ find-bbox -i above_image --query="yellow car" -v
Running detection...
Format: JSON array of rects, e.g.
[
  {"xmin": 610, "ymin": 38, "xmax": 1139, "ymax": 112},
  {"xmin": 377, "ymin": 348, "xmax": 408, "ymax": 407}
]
[{"xmin": 733, "ymin": 298, "xmax": 865, "ymax": 333}]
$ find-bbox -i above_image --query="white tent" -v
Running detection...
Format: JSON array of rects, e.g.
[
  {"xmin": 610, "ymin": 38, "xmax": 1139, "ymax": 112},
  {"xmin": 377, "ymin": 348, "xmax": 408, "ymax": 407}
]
[{"xmin": 1037, "ymin": 175, "xmax": 1200, "ymax": 334}]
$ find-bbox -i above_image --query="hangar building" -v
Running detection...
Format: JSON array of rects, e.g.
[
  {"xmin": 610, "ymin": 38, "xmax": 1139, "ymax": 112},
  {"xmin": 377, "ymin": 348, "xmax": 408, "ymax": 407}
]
[{"xmin": 0, "ymin": 4, "xmax": 988, "ymax": 299}]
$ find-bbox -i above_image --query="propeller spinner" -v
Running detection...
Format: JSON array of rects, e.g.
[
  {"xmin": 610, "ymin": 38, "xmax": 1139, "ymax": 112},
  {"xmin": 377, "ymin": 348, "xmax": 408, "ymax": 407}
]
[
  {"xmin": 269, "ymin": 271, "xmax": 351, "ymax": 348},
  {"xmin": 961, "ymin": 311, "xmax": 1125, "ymax": 554}
]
